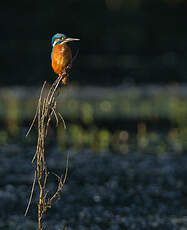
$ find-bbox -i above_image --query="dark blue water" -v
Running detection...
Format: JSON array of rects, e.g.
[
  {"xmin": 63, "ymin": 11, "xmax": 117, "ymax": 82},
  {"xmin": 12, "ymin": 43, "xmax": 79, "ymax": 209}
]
[{"xmin": 0, "ymin": 143, "xmax": 187, "ymax": 230}]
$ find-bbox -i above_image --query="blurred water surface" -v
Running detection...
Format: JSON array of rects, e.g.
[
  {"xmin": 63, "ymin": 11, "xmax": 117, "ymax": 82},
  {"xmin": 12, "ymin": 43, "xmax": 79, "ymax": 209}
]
[{"xmin": 0, "ymin": 145, "xmax": 187, "ymax": 230}]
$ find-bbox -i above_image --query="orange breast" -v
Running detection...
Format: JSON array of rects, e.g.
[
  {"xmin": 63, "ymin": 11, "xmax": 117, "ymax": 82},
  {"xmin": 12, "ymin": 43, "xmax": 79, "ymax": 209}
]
[{"xmin": 51, "ymin": 44, "xmax": 72, "ymax": 76}]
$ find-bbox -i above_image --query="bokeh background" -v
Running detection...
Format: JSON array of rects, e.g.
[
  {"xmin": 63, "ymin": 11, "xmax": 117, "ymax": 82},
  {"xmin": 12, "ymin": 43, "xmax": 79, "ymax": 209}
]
[
  {"xmin": 1, "ymin": 0, "xmax": 187, "ymax": 229},
  {"xmin": 2, "ymin": 0, "xmax": 187, "ymax": 86}
]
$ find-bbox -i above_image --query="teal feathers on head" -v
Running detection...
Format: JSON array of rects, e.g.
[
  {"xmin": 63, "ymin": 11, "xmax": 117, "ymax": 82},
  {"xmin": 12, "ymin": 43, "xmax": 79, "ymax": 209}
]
[{"xmin": 51, "ymin": 33, "xmax": 66, "ymax": 46}]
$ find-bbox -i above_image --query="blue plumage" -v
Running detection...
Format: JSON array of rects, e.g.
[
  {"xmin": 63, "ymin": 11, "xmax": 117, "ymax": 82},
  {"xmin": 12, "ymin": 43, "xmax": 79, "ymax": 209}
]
[
  {"xmin": 51, "ymin": 33, "xmax": 66, "ymax": 46},
  {"xmin": 51, "ymin": 33, "xmax": 66, "ymax": 60}
]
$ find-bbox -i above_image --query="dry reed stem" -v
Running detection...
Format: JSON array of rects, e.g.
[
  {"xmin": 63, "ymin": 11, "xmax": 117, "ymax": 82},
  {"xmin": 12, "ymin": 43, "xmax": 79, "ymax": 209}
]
[{"xmin": 25, "ymin": 75, "xmax": 68, "ymax": 230}]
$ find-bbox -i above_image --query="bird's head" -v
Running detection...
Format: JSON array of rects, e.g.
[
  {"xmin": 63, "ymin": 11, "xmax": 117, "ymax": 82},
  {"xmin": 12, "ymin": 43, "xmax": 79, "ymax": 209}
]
[{"xmin": 51, "ymin": 33, "xmax": 80, "ymax": 47}]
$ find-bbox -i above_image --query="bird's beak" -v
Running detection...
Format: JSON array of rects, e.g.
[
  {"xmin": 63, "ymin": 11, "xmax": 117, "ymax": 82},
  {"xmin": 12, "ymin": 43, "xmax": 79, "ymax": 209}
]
[{"xmin": 62, "ymin": 37, "xmax": 80, "ymax": 44}]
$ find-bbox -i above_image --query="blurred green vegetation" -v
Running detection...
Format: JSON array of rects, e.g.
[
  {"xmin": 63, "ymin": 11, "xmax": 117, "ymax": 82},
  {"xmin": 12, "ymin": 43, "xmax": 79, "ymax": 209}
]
[{"xmin": 0, "ymin": 84, "xmax": 187, "ymax": 154}]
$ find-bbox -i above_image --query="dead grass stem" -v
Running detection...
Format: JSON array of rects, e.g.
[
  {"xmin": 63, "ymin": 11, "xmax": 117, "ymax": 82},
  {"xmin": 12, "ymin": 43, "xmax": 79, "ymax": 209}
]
[{"xmin": 25, "ymin": 75, "xmax": 68, "ymax": 230}]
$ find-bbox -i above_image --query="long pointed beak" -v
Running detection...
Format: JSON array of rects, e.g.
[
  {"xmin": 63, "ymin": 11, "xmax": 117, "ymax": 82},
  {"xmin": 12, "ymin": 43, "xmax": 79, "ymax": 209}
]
[{"xmin": 62, "ymin": 37, "xmax": 80, "ymax": 44}]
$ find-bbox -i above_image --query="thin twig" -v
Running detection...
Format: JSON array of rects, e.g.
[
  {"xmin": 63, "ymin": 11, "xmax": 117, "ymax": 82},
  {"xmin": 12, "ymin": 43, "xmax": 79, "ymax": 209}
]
[
  {"xmin": 26, "ymin": 81, "xmax": 46, "ymax": 137},
  {"xmin": 49, "ymin": 153, "xmax": 69, "ymax": 203},
  {"xmin": 62, "ymin": 152, "xmax": 69, "ymax": 187},
  {"xmin": 25, "ymin": 170, "xmax": 37, "ymax": 216},
  {"xmin": 58, "ymin": 112, "xmax": 67, "ymax": 130}
]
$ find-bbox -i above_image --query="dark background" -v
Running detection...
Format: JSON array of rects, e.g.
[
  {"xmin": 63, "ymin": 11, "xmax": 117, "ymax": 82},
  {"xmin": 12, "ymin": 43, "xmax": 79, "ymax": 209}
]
[{"xmin": 2, "ymin": 0, "xmax": 187, "ymax": 86}]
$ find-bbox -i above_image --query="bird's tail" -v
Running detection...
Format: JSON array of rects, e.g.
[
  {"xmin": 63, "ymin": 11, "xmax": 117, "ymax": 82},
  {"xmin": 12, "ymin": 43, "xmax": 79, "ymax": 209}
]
[{"xmin": 62, "ymin": 76, "xmax": 68, "ymax": 84}]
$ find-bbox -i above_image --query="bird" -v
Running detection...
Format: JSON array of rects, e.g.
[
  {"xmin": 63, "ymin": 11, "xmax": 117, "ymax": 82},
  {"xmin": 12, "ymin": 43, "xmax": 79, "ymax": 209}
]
[{"xmin": 51, "ymin": 33, "xmax": 80, "ymax": 84}]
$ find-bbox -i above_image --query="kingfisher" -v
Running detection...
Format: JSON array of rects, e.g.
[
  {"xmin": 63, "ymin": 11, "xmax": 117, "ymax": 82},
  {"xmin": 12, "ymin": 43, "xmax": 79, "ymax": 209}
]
[{"xmin": 51, "ymin": 33, "xmax": 80, "ymax": 84}]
